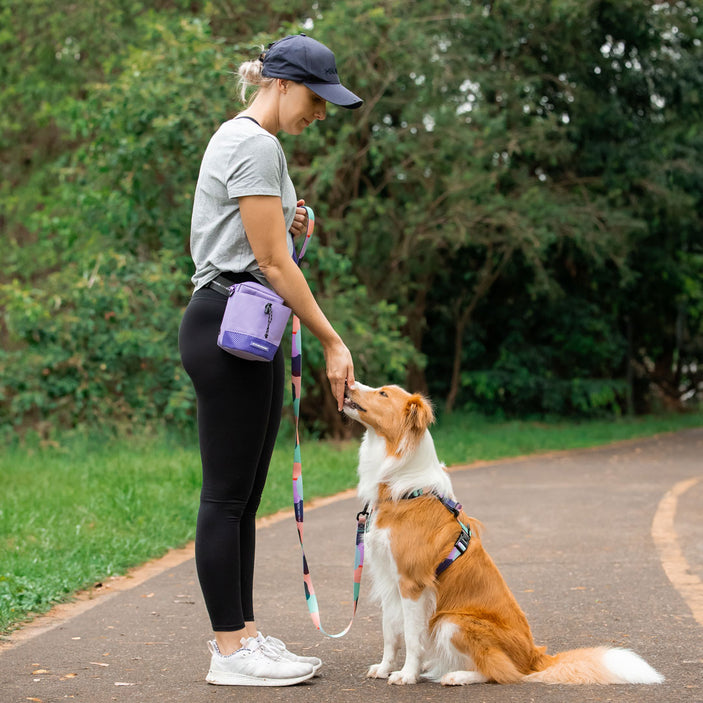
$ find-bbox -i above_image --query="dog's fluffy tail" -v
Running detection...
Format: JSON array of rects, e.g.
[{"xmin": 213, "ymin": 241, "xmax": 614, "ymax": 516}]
[{"xmin": 525, "ymin": 647, "xmax": 664, "ymax": 685}]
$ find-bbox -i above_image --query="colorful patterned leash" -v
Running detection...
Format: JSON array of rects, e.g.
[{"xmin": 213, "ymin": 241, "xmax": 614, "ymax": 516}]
[{"xmin": 291, "ymin": 206, "xmax": 368, "ymax": 638}]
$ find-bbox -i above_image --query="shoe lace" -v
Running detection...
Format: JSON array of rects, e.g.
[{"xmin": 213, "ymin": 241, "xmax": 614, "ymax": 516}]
[
  {"xmin": 263, "ymin": 635, "xmax": 286, "ymax": 651},
  {"xmin": 258, "ymin": 637, "xmax": 286, "ymax": 660}
]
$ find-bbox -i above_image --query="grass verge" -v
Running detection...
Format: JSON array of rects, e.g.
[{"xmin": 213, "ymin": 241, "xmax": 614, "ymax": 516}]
[{"xmin": 1, "ymin": 410, "xmax": 701, "ymax": 635}]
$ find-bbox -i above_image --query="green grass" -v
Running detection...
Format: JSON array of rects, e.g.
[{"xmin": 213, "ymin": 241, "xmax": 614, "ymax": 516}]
[
  {"xmin": 1, "ymin": 410, "xmax": 701, "ymax": 635},
  {"xmin": 0, "ymin": 434, "xmax": 202, "ymax": 635}
]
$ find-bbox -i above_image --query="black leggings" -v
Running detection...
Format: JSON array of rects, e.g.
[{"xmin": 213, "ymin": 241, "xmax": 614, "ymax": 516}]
[{"xmin": 178, "ymin": 284, "xmax": 284, "ymax": 631}]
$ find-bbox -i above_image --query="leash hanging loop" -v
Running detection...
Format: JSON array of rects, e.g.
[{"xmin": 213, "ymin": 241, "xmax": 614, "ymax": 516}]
[{"xmin": 291, "ymin": 206, "xmax": 366, "ymax": 638}]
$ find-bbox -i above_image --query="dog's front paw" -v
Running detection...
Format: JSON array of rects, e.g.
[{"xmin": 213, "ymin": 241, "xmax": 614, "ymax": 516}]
[
  {"xmin": 388, "ymin": 669, "xmax": 419, "ymax": 685},
  {"xmin": 367, "ymin": 662, "xmax": 392, "ymax": 679}
]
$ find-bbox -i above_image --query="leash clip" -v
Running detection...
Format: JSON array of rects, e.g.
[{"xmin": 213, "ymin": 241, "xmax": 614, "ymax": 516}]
[{"xmin": 356, "ymin": 503, "xmax": 371, "ymax": 526}]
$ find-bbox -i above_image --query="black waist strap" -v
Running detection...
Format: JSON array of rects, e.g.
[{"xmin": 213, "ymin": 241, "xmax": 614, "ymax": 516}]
[{"xmin": 206, "ymin": 272, "xmax": 257, "ymax": 296}]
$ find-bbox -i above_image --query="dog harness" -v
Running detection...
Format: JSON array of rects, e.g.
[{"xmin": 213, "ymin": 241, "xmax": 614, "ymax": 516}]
[{"xmin": 402, "ymin": 489, "xmax": 472, "ymax": 576}]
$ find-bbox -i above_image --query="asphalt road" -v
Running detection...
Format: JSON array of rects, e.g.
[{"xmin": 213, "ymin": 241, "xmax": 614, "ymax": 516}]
[{"xmin": 1, "ymin": 428, "xmax": 701, "ymax": 703}]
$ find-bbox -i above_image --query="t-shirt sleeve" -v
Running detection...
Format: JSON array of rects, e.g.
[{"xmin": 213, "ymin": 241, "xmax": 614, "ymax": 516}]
[{"xmin": 226, "ymin": 134, "xmax": 284, "ymax": 200}]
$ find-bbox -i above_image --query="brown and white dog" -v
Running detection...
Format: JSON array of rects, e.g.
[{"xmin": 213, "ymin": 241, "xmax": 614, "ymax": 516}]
[{"xmin": 343, "ymin": 382, "xmax": 664, "ymax": 686}]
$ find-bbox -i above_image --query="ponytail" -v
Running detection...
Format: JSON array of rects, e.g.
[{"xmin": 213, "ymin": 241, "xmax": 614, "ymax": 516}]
[{"xmin": 237, "ymin": 52, "xmax": 274, "ymax": 104}]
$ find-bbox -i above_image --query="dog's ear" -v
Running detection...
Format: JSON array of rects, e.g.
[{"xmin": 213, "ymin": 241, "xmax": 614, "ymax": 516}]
[{"xmin": 404, "ymin": 393, "xmax": 434, "ymax": 435}]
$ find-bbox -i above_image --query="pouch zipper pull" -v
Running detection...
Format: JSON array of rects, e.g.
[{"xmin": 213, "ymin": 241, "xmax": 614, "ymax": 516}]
[{"xmin": 264, "ymin": 302, "xmax": 273, "ymax": 338}]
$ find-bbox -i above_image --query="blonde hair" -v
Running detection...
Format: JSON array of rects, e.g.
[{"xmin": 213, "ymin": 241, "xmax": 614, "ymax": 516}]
[{"xmin": 237, "ymin": 54, "xmax": 275, "ymax": 104}]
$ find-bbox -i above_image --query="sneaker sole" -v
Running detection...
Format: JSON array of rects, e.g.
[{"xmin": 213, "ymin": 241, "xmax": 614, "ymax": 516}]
[{"xmin": 206, "ymin": 670, "xmax": 314, "ymax": 687}]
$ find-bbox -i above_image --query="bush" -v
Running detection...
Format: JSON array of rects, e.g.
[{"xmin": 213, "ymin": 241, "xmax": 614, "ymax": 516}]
[{"xmin": 0, "ymin": 250, "xmax": 194, "ymax": 434}]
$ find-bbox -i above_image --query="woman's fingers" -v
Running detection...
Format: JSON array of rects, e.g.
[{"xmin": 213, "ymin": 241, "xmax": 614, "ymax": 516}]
[
  {"xmin": 325, "ymin": 342, "xmax": 355, "ymax": 412},
  {"xmin": 289, "ymin": 199, "xmax": 307, "ymax": 238}
]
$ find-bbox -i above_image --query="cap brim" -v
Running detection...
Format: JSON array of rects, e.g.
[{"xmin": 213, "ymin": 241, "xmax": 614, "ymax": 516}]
[{"xmin": 304, "ymin": 81, "xmax": 363, "ymax": 109}]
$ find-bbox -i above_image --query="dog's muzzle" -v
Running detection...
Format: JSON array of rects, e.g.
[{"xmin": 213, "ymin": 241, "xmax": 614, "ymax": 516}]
[{"xmin": 343, "ymin": 386, "xmax": 366, "ymax": 413}]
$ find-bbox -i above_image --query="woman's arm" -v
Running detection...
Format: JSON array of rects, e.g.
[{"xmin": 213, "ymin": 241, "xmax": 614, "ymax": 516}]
[{"xmin": 239, "ymin": 194, "xmax": 355, "ymax": 410}]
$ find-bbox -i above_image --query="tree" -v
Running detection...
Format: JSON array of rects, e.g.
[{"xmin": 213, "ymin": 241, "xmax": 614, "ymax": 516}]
[
  {"xmin": 296, "ymin": 0, "xmax": 703, "ymax": 416},
  {"xmin": 1, "ymin": 0, "xmax": 701, "ymax": 438},
  {"xmin": 1, "ymin": 7, "xmax": 421, "ymax": 437}
]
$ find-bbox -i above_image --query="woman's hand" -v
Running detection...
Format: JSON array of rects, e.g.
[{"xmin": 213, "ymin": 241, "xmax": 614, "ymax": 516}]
[
  {"xmin": 323, "ymin": 338, "xmax": 356, "ymax": 412},
  {"xmin": 289, "ymin": 199, "xmax": 308, "ymax": 239}
]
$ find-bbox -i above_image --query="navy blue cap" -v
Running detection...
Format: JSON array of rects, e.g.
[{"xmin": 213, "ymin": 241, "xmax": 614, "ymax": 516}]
[{"xmin": 261, "ymin": 34, "xmax": 363, "ymax": 109}]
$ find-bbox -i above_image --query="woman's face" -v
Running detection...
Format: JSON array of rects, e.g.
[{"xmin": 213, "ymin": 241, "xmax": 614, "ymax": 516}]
[{"xmin": 279, "ymin": 81, "xmax": 327, "ymax": 135}]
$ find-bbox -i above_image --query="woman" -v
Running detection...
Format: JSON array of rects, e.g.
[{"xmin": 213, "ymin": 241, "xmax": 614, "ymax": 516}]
[{"xmin": 178, "ymin": 34, "xmax": 361, "ymax": 686}]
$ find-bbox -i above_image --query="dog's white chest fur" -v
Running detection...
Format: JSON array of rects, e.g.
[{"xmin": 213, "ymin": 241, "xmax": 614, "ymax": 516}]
[
  {"xmin": 356, "ymin": 428, "xmax": 452, "ymax": 506},
  {"xmin": 366, "ymin": 525, "xmax": 399, "ymax": 602}
]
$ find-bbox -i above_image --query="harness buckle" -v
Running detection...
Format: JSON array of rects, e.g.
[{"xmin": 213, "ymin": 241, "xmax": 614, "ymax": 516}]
[
  {"xmin": 455, "ymin": 524, "xmax": 471, "ymax": 553},
  {"xmin": 441, "ymin": 495, "xmax": 463, "ymax": 517}
]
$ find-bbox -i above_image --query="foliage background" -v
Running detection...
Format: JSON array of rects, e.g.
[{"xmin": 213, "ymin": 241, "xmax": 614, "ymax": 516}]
[{"xmin": 1, "ymin": 0, "xmax": 702, "ymax": 438}]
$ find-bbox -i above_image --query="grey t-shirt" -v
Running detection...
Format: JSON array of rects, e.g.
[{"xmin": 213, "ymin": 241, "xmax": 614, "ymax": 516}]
[{"xmin": 189, "ymin": 117, "xmax": 297, "ymax": 290}]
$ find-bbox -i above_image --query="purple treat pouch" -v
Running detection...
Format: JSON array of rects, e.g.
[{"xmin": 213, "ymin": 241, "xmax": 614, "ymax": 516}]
[{"xmin": 217, "ymin": 281, "xmax": 291, "ymax": 361}]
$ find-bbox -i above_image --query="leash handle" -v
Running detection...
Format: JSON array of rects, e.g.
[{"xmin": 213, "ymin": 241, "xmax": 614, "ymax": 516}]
[
  {"xmin": 292, "ymin": 206, "xmax": 314, "ymax": 264},
  {"xmin": 291, "ymin": 206, "xmax": 366, "ymax": 638}
]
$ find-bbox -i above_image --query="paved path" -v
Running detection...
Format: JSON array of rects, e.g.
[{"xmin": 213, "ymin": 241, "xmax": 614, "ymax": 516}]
[{"xmin": 1, "ymin": 429, "xmax": 702, "ymax": 703}]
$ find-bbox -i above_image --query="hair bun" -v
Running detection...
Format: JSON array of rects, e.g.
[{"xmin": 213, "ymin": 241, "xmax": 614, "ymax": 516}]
[{"xmin": 237, "ymin": 54, "xmax": 274, "ymax": 104}]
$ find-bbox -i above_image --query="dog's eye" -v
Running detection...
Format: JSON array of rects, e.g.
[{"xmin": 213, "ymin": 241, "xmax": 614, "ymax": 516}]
[{"xmin": 379, "ymin": 390, "xmax": 388, "ymax": 397}]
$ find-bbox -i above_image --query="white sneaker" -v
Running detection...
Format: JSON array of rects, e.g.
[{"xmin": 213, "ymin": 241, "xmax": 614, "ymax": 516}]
[
  {"xmin": 206, "ymin": 637, "xmax": 315, "ymax": 686},
  {"xmin": 257, "ymin": 632, "xmax": 323, "ymax": 674}
]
